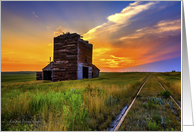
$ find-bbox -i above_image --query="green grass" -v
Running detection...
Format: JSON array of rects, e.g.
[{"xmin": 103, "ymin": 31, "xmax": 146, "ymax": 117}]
[
  {"xmin": 160, "ymin": 89, "xmax": 171, "ymax": 98},
  {"xmin": 1, "ymin": 72, "xmax": 36, "ymax": 84},
  {"xmin": 1, "ymin": 72, "xmax": 149, "ymax": 131},
  {"xmin": 146, "ymin": 120, "xmax": 160, "ymax": 131},
  {"xmin": 119, "ymin": 74, "xmax": 181, "ymax": 131},
  {"xmin": 154, "ymin": 72, "xmax": 181, "ymax": 106}
]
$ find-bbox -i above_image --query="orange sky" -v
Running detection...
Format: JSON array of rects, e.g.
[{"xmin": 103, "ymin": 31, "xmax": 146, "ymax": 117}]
[{"xmin": 1, "ymin": 1, "xmax": 181, "ymax": 72}]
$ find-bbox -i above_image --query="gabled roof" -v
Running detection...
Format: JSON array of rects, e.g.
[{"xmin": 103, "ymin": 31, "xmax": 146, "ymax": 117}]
[{"xmin": 42, "ymin": 62, "xmax": 53, "ymax": 71}]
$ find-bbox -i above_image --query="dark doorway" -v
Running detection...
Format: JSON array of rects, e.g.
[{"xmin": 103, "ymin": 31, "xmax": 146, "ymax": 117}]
[
  {"xmin": 83, "ymin": 67, "xmax": 88, "ymax": 78},
  {"xmin": 43, "ymin": 71, "xmax": 52, "ymax": 80}
]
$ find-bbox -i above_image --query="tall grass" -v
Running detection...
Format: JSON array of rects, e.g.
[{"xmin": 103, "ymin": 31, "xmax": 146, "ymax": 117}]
[
  {"xmin": 1, "ymin": 72, "xmax": 149, "ymax": 130},
  {"xmin": 1, "ymin": 89, "xmax": 89, "ymax": 130}
]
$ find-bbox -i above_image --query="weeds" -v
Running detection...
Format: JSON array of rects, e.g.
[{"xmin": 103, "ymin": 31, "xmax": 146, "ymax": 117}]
[
  {"xmin": 136, "ymin": 94, "xmax": 141, "ymax": 98},
  {"xmin": 146, "ymin": 120, "xmax": 160, "ymax": 131},
  {"xmin": 2, "ymin": 72, "xmax": 149, "ymax": 131},
  {"xmin": 147, "ymin": 98, "xmax": 153, "ymax": 109},
  {"xmin": 152, "ymin": 112, "xmax": 161, "ymax": 124},
  {"xmin": 142, "ymin": 103, "xmax": 147, "ymax": 108},
  {"xmin": 155, "ymin": 101, "xmax": 159, "ymax": 110},
  {"xmin": 62, "ymin": 91, "xmax": 89, "ymax": 130},
  {"xmin": 165, "ymin": 116, "xmax": 171, "ymax": 124},
  {"xmin": 119, "ymin": 74, "xmax": 181, "ymax": 131},
  {"xmin": 148, "ymin": 96, "xmax": 165, "ymax": 105},
  {"xmin": 168, "ymin": 100, "xmax": 174, "ymax": 109},
  {"xmin": 104, "ymin": 96, "xmax": 118, "ymax": 106},
  {"xmin": 160, "ymin": 89, "xmax": 171, "ymax": 98},
  {"xmin": 154, "ymin": 72, "xmax": 181, "ymax": 106},
  {"xmin": 160, "ymin": 116, "xmax": 166, "ymax": 127}
]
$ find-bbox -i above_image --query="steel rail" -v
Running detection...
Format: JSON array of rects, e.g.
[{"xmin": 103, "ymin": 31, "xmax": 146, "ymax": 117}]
[
  {"xmin": 111, "ymin": 74, "xmax": 180, "ymax": 131},
  {"xmin": 113, "ymin": 74, "xmax": 151, "ymax": 131}
]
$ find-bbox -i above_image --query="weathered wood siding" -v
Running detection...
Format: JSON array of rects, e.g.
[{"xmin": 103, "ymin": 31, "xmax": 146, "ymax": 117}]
[
  {"xmin": 77, "ymin": 39, "xmax": 93, "ymax": 79},
  {"xmin": 92, "ymin": 64, "xmax": 100, "ymax": 78},
  {"xmin": 52, "ymin": 34, "xmax": 79, "ymax": 81},
  {"xmin": 38, "ymin": 33, "xmax": 100, "ymax": 82},
  {"xmin": 36, "ymin": 72, "xmax": 43, "ymax": 80},
  {"xmin": 42, "ymin": 62, "xmax": 53, "ymax": 71}
]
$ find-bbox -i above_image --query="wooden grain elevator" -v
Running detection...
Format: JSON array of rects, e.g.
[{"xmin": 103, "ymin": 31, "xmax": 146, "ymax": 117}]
[{"xmin": 36, "ymin": 32, "xmax": 100, "ymax": 81}]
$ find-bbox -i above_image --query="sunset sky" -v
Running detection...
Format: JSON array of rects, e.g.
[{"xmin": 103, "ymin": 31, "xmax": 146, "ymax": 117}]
[{"xmin": 1, "ymin": 1, "xmax": 181, "ymax": 72}]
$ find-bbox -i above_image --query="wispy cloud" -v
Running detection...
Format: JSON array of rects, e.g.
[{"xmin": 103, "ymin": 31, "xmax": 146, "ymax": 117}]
[
  {"xmin": 83, "ymin": 1, "xmax": 158, "ymax": 41},
  {"xmin": 1, "ymin": 52, "xmax": 13, "ymax": 54},
  {"xmin": 107, "ymin": 1, "xmax": 156, "ymax": 24},
  {"xmin": 53, "ymin": 26, "xmax": 66, "ymax": 36},
  {"xmin": 48, "ymin": 43, "xmax": 53, "ymax": 46},
  {"xmin": 1, "ymin": 57, "xmax": 21, "ymax": 63},
  {"xmin": 82, "ymin": 1, "xmax": 181, "ymax": 69},
  {"xmin": 32, "ymin": 11, "xmax": 38, "ymax": 18},
  {"xmin": 99, "ymin": 55, "xmax": 134, "ymax": 68},
  {"xmin": 120, "ymin": 19, "xmax": 181, "ymax": 41}
]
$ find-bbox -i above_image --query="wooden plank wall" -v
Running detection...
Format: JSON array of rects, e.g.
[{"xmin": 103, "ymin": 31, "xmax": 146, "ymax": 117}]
[
  {"xmin": 92, "ymin": 65, "xmax": 100, "ymax": 78},
  {"xmin": 40, "ymin": 33, "xmax": 100, "ymax": 81},
  {"xmin": 42, "ymin": 62, "xmax": 53, "ymax": 71},
  {"xmin": 52, "ymin": 34, "xmax": 79, "ymax": 81},
  {"xmin": 36, "ymin": 72, "xmax": 43, "ymax": 80},
  {"xmin": 77, "ymin": 39, "xmax": 93, "ymax": 79}
]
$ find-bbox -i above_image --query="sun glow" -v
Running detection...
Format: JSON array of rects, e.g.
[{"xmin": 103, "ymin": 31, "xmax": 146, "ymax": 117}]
[{"xmin": 1, "ymin": 1, "xmax": 181, "ymax": 72}]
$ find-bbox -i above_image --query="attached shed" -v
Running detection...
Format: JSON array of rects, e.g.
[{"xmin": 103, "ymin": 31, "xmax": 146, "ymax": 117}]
[
  {"xmin": 36, "ymin": 72, "xmax": 43, "ymax": 80},
  {"xmin": 42, "ymin": 62, "xmax": 53, "ymax": 81},
  {"xmin": 92, "ymin": 64, "xmax": 100, "ymax": 78},
  {"xmin": 36, "ymin": 32, "xmax": 100, "ymax": 81}
]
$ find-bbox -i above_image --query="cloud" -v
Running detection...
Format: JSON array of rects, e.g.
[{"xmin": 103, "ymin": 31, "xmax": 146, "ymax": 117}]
[
  {"xmin": 1, "ymin": 57, "xmax": 21, "ymax": 63},
  {"xmin": 83, "ymin": 1, "xmax": 158, "ymax": 41},
  {"xmin": 107, "ymin": 1, "xmax": 156, "ymax": 24},
  {"xmin": 53, "ymin": 26, "xmax": 66, "ymax": 36},
  {"xmin": 32, "ymin": 11, "xmax": 38, "ymax": 18},
  {"xmin": 119, "ymin": 19, "xmax": 181, "ymax": 41},
  {"xmin": 1, "ymin": 52, "xmax": 13, "ymax": 54},
  {"xmin": 82, "ymin": 1, "xmax": 181, "ymax": 69},
  {"xmin": 93, "ymin": 48, "xmax": 111, "ymax": 56},
  {"xmin": 48, "ymin": 43, "xmax": 53, "ymax": 46},
  {"xmin": 98, "ymin": 55, "xmax": 134, "ymax": 68}
]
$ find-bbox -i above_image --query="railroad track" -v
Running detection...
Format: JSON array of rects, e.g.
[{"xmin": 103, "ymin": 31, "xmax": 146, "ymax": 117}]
[
  {"xmin": 109, "ymin": 74, "xmax": 151, "ymax": 131},
  {"xmin": 154, "ymin": 76, "xmax": 181, "ymax": 110},
  {"xmin": 109, "ymin": 74, "xmax": 181, "ymax": 131}
]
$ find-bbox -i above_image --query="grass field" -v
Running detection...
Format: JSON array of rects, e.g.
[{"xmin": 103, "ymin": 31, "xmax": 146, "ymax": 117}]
[
  {"xmin": 1, "ymin": 72, "xmax": 36, "ymax": 84},
  {"xmin": 1, "ymin": 72, "xmax": 149, "ymax": 131},
  {"xmin": 154, "ymin": 72, "xmax": 181, "ymax": 106},
  {"xmin": 119, "ymin": 74, "xmax": 181, "ymax": 131}
]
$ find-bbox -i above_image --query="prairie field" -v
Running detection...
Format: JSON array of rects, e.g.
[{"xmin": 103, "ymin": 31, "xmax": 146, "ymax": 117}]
[
  {"xmin": 1, "ymin": 72, "xmax": 150, "ymax": 131},
  {"xmin": 1, "ymin": 72, "xmax": 36, "ymax": 84},
  {"xmin": 119, "ymin": 74, "xmax": 181, "ymax": 131},
  {"xmin": 1, "ymin": 72, "xmax": 181, "ymax": 131}
]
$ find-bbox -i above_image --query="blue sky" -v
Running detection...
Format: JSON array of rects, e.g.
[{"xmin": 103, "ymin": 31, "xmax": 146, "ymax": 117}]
[{"xmin": 1, "ymin": 1, "xmax": 181, "ymax": 72}]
